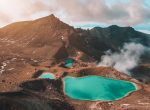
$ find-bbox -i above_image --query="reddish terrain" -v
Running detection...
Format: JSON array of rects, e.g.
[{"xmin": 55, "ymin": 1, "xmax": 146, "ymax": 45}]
[{"xmin": 0, "ymin": 15, "xmax": 150, "ymax": 110}]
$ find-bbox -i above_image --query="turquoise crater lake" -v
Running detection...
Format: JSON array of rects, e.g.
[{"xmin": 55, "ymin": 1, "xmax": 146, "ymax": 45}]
[
  {"xmin": 64, "ymin": 76, "xmax": 136, "ymax": 101},
  {"xmin": 39, "ymin": 73, "xmax": 55, "ymax": 79}
]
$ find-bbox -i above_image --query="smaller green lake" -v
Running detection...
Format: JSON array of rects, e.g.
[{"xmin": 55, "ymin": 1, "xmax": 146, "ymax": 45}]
[
  {"xmin": 64, "ymin": 58, "xmax": 74, "ymax": 67},
  {"xmin": 64, "ymin": 76, "xmax": 136, "ymax": 101},
  {"xmin": 39, "ymin": 73, "xmax": 55, "ymax": 79}
]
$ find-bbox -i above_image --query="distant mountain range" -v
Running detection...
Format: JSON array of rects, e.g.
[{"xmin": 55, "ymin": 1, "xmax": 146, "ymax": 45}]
[{"xmin": 0, "ymin": 14, "xmax": 149, "ymax": 61}]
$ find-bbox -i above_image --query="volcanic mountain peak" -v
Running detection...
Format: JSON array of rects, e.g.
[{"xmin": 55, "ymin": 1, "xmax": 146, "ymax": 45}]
[
  {"xmin": 34, "ymin": 14, "xmax": 64, "ymax": 25},
  {"xmin": 0, "ymin": 14, "xmax": 76, "ymax": 60},
  {"xmin": 1, "ymin": 14, "xmax": 72, "ymax": 33},
  {"xmin": 0, "ymin": 14, "xmax": 74, "ymax": 39},
  {"xmin": 36, "ymin": 14, "xmax": 58, "ymax": 21},
  {"xmin": 31, "ymin": 14, "xmax": 73, "ymax": 30}
]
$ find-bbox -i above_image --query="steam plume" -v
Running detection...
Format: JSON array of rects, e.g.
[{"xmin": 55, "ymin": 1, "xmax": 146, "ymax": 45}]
[{"xmin": 98, "ymin": 43, "xmax": 149, "ymax": 74}]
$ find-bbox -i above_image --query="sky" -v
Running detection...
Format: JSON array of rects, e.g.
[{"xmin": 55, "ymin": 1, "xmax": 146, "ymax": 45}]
[{"xmin": 0, "ymin": 0, "xmax": 150, "ymax": 32}]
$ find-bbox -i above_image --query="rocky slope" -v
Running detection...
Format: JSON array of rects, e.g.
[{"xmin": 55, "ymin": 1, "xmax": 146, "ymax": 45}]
[
  {"xmin": 0, "ymin": 14, "xmax": 74, "ymax": 61},
  {"xmin": 0, "ymin": 14, "xmax": 150, "ymax": 110}
]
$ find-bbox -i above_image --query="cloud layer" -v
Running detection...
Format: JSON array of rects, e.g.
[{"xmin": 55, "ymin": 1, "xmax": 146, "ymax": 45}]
[{"xmin": 0, "ymin": 0, "xmax": 150, "ymax": 27}]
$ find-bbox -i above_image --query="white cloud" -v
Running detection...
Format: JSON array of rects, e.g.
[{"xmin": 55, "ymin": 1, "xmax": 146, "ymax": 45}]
[
  {"xmin": 98, "ymin": 43, "xmax": 150, "ymax": 74},
  {"xmin": 0, "ymin": 0, "xmax": 150, "ymax": 27}
]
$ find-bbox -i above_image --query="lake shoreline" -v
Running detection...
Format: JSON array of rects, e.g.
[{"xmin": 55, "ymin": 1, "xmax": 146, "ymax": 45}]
[{"xmin": 63, "ymin": 75, "xmax": 138, "ymax": 101}]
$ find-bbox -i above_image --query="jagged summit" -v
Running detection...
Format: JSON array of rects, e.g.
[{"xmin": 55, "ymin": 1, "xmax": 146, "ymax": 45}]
[
  {"xmin": 46, "ymin": 14, "xmax": 56, "ymax": 19},
  {"xmin": 34, "ymin": 14, "xmax": 60, "ymax": 23},
  {"xmin": 0, "ymin": 14, "xmax": 74, "ymax": 39},
  {"xmin": 32, "ymin": 14, "xmax": 72, "ymax": 29},
  {"xmin": 2, "ymin": 14, "xmax": 72, "ymax": 31}
]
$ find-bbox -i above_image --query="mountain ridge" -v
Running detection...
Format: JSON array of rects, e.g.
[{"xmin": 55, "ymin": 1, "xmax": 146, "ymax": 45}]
[{"xmin": 0, "ymin": 14, "xmax": 149, "ymax": 61}]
